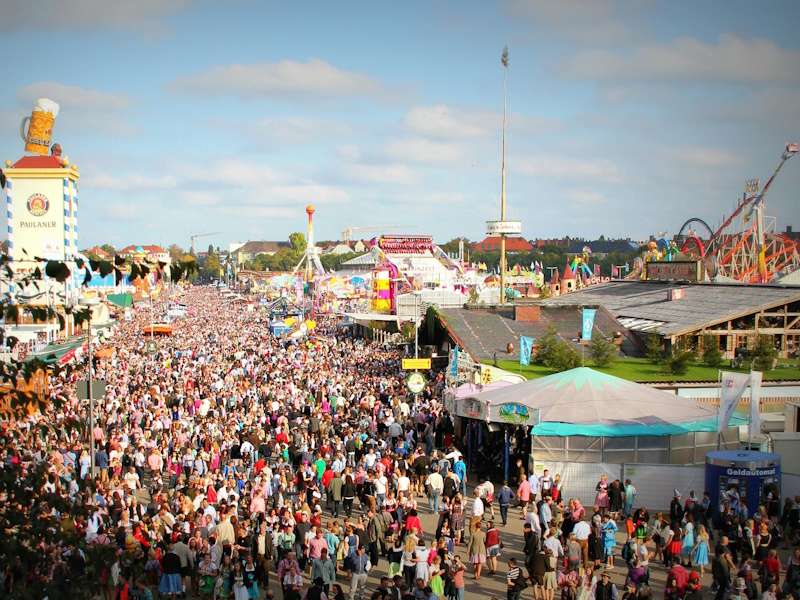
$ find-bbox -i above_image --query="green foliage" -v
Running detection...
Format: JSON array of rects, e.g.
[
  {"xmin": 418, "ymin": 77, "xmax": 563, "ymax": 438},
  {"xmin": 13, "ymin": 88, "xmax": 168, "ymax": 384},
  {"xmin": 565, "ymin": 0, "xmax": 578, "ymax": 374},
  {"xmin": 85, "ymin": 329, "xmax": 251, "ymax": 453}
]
[
  {"xmin": 645, "ymin": 330, "xmax": 663, "ymax": 364},
  {"xmin": 201, "ymin": 251, "xmax": 220, "ymax": 280},
  {"xmin": 0, "ymin": 252, "xmax": 196, "ymax": 599},
  {"xmin": 100, "ymin": 243, "xmax": 116, "ymax": 256},
  {"xmin": 289, "ymin": 232, "xmax": 306, "ymax": 253},
  {"xmin": 701, "ymin": 334, "xmax": 723, "ymax": 367},
  {"xmin": 752, "ymin": 334, "xmax": 778, "ymax": 371},
  {"xmin": 658, "ymin": 344, "xmax": 697, "ymax": 376},
  {"xmin": 535, "ymin": 324, "xmax": 581, "ymax": 372},
  {"xmin": 468, "ymin": 287, "xmax": 479, "ymax": 304},
  {"xmin": 589, "ymin": 334, "xmax": 616, "ymax": 368},
  {"xmin": 401, "ymin": 321, "xmax": 416, "ymax": 342}
]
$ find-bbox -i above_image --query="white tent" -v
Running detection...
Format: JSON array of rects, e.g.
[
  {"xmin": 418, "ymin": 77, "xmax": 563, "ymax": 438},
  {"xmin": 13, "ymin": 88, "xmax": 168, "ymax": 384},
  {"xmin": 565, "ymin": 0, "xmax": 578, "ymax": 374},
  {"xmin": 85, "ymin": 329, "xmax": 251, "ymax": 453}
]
[{"xmin": 462, "ymin": 367, "xmax": 746, "ymax": 437}]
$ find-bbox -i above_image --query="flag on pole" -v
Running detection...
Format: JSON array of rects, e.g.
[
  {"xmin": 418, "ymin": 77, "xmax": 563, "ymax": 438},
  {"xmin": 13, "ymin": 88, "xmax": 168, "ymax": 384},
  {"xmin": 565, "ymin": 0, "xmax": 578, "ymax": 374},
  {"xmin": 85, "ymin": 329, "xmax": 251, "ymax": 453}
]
[
  {"xmin": 612, "ymin": 265, "xmax": 619, "ymax": 277},
  {"xmin": 750, "ymin": 370, "xmax": 763, "ymax": 435},
  {"xmin": 718, "ymin": 371, "xmax": 752, "ymax": 432},
  {"xmin": 520, "ymin": 336, "xmax": 534, "ymax": 366},
  {"xmin": 624, "ymin": 263, "xmax": 629, "ymax": 272},
  {"xmin": 581, "ymin": 309, "xmax": 596, "ymax": 342}
]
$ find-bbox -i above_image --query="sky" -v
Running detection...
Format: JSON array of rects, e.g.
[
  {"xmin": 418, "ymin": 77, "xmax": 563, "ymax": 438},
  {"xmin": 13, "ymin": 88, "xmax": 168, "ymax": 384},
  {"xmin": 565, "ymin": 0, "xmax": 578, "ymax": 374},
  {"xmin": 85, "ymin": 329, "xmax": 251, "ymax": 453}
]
[{"xmin": 1, "ymin": 0, "xmax": 799, "ymax": 252}]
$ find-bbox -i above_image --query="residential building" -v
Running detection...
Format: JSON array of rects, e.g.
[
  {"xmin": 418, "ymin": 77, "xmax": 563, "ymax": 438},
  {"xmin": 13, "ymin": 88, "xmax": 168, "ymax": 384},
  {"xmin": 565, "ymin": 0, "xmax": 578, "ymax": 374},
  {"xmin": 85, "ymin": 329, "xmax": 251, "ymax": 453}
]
[
  {"xmin": 566, "ymin": 239, "xmax": 639, "ymax": 257},
  {"xmin": 82, "ymin": 246, "xmax": 111, "ymax": 259},
  {"xmin": 232, "ymin": 240, "xmax": 291, "ymax": 265},
  {"xmin": 472, "ymin": 236, "xmax": 533, "ymax": 252},
  {"xmin": 118, "ymin": 244, "xmax": 170, "ymax": 264}
]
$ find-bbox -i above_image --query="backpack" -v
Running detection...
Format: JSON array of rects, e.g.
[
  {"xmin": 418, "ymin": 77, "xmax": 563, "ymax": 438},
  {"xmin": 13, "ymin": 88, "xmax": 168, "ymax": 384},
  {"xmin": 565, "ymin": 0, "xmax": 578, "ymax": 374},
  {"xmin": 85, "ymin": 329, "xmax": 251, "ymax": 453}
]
[{"xmin": 621, "ymin": 540, "xmax": 634, "ymax": 563}]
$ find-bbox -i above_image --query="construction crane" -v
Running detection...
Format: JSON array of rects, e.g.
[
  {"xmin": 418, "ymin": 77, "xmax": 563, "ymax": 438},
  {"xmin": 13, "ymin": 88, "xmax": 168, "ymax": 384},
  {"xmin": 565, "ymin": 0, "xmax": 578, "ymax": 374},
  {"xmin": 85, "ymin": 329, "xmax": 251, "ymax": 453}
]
[
  {"xmin": 190, "ymin": 231, "xmax": 221, "ymax": 255},
  {"xmin": 341, "ymin": 222, "xmax": 417, "ymax": 246}
]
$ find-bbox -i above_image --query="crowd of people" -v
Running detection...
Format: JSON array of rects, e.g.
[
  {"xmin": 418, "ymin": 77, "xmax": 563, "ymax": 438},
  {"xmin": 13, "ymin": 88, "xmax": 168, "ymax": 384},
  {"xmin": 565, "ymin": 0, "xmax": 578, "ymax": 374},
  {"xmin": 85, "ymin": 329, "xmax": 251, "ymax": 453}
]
[{"xmin": 1, "ymin": 284, "xmax": 799, "ymax": 600}]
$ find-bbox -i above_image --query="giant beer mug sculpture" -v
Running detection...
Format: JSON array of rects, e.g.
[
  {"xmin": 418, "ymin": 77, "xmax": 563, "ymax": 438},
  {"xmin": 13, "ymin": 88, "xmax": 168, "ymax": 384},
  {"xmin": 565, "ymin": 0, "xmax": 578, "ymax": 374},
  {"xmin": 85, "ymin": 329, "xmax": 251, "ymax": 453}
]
[{"xmin": 20, "ymin": 98, "xmax": 59, "ymax": 155}]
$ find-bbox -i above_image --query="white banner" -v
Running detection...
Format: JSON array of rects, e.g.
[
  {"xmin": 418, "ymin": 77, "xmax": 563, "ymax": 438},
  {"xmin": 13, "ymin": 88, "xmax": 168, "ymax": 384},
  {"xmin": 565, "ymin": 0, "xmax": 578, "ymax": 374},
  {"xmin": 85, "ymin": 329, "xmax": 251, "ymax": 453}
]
[
  {"xmin": 718, "ymin": 371, "xmax": 751, "ymax": 432},
  {"xmin": 750, "ymin": 370, "xmax": 763, "ymax": 435}
]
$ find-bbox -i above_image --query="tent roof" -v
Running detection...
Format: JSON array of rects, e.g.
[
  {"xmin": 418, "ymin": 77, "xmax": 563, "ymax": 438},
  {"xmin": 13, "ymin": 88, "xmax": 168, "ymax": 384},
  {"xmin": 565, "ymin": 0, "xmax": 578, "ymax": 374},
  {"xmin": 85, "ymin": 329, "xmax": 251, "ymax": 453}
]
[
  {"xmin": 464, "ymin": 367, "xmax": 746, "ymax": 436},
  {"xmin": 106, "ymin": 293, "xmax": 133, "ymax": 308}
]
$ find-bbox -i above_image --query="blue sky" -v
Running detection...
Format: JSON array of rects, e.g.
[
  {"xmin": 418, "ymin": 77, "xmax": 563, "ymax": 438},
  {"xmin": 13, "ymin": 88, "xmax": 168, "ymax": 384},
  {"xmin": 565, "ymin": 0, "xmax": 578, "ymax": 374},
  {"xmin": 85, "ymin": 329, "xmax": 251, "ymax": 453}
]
[{"xmin": 1, "ymin": 0, "xmax": 799, "ymax": 251}]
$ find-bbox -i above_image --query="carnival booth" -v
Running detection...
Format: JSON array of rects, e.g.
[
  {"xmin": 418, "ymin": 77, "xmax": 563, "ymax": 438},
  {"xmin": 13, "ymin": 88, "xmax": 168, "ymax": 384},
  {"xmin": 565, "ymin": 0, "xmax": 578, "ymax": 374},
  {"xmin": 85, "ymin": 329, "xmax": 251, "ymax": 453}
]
[{"xmin": 460, "ymin": 367, "xmax": 749, "ymax": 509}]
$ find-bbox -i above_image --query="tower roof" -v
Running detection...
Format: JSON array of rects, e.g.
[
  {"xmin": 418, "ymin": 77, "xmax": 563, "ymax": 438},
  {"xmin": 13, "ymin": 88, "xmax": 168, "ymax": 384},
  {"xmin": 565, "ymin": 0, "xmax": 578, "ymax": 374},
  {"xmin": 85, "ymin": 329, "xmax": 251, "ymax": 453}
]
[{"xmin": 562, "ymin": 262, "xmax": 576, "ymax": 280}]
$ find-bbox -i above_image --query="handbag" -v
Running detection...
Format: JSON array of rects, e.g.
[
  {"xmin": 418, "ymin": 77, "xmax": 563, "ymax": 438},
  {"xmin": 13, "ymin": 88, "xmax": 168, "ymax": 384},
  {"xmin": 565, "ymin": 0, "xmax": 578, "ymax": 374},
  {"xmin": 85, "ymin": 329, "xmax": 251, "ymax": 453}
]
[{"xmin": 514, "ymin": 576, "xmax": 529, "ymax": 591}]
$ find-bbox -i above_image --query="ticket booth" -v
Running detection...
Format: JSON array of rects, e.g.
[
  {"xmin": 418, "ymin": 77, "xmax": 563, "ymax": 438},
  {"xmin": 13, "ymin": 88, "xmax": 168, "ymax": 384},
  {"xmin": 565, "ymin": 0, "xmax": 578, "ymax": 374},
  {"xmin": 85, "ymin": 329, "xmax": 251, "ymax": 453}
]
[{"xmin": 705, "ymin": 450, "xmax": 781, "ymax": 518}]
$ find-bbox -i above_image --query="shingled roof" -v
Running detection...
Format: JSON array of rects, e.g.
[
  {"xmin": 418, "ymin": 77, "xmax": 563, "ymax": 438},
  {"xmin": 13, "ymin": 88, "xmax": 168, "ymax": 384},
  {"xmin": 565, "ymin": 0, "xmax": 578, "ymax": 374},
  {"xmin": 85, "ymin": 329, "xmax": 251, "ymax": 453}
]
[{"xmin": 541, "ymin": 280, "xmax": 800, "ymax": 337}]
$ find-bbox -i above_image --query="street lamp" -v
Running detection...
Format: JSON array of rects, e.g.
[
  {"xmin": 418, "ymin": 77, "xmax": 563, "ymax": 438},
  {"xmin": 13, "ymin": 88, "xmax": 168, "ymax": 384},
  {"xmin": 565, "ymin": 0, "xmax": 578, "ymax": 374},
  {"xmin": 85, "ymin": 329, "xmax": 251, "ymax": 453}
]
[
  {"xmin": 412, "ymin": 290, "xmax": 423, "ymax": 359},
  {"xmin": 79, "ymin": 296, "xmax": 99, "ymax": 475}
]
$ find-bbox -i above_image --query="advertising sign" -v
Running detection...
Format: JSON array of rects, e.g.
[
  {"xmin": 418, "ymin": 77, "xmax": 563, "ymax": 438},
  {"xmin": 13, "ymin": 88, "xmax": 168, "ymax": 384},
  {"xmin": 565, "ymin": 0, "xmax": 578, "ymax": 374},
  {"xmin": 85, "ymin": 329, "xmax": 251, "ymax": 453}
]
[
  {"xmin": 489, "ymin": 403, "xmax": 540, "ymax": 426},
  {"xmin": 406, "ymin": 372, "xmax": 426, "ymax": 394},
  {"xmin": 646, "ymin": 260, "xmax": 702, "ymax": 282},
  {"xmin": 485, "ymin": 220, "xmax": 523, "ymax": 235}
]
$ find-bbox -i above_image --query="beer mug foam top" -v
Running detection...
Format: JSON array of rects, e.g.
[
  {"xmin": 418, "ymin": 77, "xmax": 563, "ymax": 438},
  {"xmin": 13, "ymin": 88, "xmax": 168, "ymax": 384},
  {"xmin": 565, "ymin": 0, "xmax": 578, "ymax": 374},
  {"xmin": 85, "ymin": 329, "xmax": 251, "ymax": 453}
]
[{"xmin": 21, "ymin": 98, "xmax": 60, "ymax": 156}]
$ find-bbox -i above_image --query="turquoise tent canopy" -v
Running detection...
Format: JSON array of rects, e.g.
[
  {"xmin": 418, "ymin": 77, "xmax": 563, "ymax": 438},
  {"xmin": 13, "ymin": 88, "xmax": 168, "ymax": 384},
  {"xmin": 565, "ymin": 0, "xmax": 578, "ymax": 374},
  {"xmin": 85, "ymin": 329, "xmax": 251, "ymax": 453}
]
[{"xmin": 463, "ymin": 367, "xmax": 747, "ymax": 437}]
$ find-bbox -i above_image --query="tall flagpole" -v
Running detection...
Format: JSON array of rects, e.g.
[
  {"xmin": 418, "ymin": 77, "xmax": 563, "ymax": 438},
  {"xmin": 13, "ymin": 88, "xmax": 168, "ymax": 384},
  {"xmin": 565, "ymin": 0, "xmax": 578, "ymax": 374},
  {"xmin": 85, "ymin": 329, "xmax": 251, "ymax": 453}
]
[{"xmin": 500, "ymin": 45, "xmax": 508, "ymax": 306}]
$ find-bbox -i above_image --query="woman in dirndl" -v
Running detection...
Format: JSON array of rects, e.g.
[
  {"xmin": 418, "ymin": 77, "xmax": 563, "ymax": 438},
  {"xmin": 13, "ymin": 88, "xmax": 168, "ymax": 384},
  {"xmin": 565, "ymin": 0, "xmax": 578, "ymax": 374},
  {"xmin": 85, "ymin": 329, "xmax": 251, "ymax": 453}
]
[{"xmin": 595, "ymin": 475, "xmax": 610, "ymax": 516}]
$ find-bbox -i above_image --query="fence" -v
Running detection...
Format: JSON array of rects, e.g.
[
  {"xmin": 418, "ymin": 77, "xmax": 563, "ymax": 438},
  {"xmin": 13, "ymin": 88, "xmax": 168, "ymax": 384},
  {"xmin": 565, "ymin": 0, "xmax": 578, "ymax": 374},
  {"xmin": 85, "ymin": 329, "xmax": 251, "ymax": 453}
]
[{"xmin": 534, "ymin": 460, "xmax": 705, "ymax": 513}]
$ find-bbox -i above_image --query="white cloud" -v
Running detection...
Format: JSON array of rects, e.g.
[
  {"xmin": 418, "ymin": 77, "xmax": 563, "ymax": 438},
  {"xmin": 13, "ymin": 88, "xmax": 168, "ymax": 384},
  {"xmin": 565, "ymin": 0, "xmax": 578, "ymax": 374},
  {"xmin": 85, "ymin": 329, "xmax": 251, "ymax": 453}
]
[
  {"xmin": 660, "ymin": 146, "xmax": 747, "ymax": 169},
  {"xmin": 17, "ymin": 83, "xmax": 135, "ymax": 111},
  {"xmin": 250, "ymin": 117, "xmax": 354, "ymax": 149},
  {"xmin": 382, "ymin": 137, "xmax": 463, "ymax": 165},
  {"xmin": 343, "ymin": 163, "xmax": 420, "ymax": 185},
  {"xmin": 402, "ymin": 104, "xmax": 561, "ymax": 140},
  {"xmin": 403, "ymin": 105, "xmax": 496, "ymax": 139},
  {"xmin": 504, "ymin": 0, "xmax": 648, "ymax": 45},
  {"xmin": 557, "ymin": 33, "xmax": 800, "ymax": 84},
  {"xmin": 1, "ymin": 0, "xmax": 195, "ymax": 34},
  {"xmin": 84, "ymin": 170, "xmax": 178, "ymax": 191},
  {"xmin": 100, "ymin": 201, "xmax": 138, "ymax": 221},
  {"xmin": 512, "ymin": 153, "xmax": 625, "ymax": 184},
  {"xmin": 337, "ymin": 145, "xmax": 361, "ymax": 161},
  {"xmin": 167, "ymin": 58, "xmax": 395, "ymax": 104},
  {"xmin": 564, "ymin": 189, "xmax": 606, "ymax": 206}
]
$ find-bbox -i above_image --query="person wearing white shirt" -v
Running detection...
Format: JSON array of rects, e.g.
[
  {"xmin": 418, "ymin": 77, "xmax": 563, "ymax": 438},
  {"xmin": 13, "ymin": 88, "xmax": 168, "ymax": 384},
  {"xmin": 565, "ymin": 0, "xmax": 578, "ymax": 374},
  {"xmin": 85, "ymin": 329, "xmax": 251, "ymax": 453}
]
[
  {"xmin": 573, "ymin": 519, "xmax": 591, "ymax": 569},
  {"xmin": 470, "ymin": 489, "xmax": 485, "ymax": 532}
]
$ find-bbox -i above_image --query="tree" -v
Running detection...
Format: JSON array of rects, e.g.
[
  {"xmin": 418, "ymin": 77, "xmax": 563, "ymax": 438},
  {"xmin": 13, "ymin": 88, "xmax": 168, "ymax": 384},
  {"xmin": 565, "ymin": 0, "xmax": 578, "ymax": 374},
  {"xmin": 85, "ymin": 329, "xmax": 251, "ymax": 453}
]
[
  {"xmin": 167, "ymin": 243, "xmax": 184, "ymax": 263},
  {"xmin": 701, "ymin": 334, "xmax": 723, "ymax": 367},
  {"xmin": 100, "ymin": 243, "xmax": 116, "ymax": 256},
  {"xmin": 646, "ymin": 330, "xmax": 663, "ymax": 364},
  {"xmin": 751, "ymin": 334, "xmax": 778, "ymax": 371},
  {"xmin": 658, "ymin": 345, "xmax": 697, "ymax": 376},
  {"xmin": 201, "ymin": 252, "xmax": 220, "ymax": 280},
  {"xmin": 289, "ymin": 232, "xmax": 306, "ymax": 253},
  {"xmin": 535, "ymin": 324, "xmax": 581, "ymax": 372},
  {"xmin": 589, "ymin": 334, "xmax": 616, "ymax": 368}
]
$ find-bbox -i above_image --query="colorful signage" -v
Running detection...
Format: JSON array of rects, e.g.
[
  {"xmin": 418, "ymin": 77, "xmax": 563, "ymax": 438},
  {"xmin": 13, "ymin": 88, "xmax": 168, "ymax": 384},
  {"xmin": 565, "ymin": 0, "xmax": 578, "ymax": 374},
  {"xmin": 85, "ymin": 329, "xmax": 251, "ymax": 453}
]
[
  {"xmin": 402, "ymin": 358, "xmax": 431, "ymax": 370},
  {"xmin": 378, "ymin": 235, "xmax": 434, "ymax": 255},
  {"xmin": 646, "ymin": 260, "xmax": 702, "ymax": 282},
  {"xmin": 406, "ymin": 372, "xmax": 426, "ymax": 394}
]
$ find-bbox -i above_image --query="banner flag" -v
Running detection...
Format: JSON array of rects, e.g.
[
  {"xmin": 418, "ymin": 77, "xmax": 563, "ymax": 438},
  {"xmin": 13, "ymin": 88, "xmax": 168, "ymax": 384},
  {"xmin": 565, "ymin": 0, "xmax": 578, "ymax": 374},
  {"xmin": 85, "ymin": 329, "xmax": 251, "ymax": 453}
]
[
  {"xmin": 718, "ymin": 371, "xmax": 751, "ymax": 432},
  {"xmin": 612, "ymin": 265, "xmax": 619, "ymax": 277},
  {"xmin": 581, "ymin": 309, "xmax": 596, "ymax": 342},
  {"xmin": 750, "ymin": 370, "xmax": 763, "ymax": 435},
  {"xmin": 520, "ymin": 336, "xmax": 534, "ymax": 366},
  {"xmin": 450, "ymin": 346, "xmax": 459, "ymax": 377},
  {"xmin": 594, "ymin": 264, "xmax": 600, "ymax": 277}
]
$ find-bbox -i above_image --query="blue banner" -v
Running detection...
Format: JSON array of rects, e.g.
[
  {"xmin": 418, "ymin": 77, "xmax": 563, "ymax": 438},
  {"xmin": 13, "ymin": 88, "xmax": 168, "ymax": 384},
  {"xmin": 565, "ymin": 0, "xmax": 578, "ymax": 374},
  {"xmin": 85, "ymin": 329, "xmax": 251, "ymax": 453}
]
[
  {"xmin": 520, "ymin": 336, "xmax": 534, "ymax": 366},
  {"xmin": 582, "ymin": 309, "xmax": 596, "ymax": 342},
  {"xmin": 450, "ymin": 346, "xmax": 459, "ymax": 377}
]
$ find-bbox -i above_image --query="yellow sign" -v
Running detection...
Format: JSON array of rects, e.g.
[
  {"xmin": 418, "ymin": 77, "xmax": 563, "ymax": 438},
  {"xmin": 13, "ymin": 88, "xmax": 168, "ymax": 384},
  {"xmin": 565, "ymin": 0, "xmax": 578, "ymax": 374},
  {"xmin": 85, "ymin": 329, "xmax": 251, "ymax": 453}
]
[{"xmin": 402, "ymin": 358, "xmax": 431, "ymax": 370}]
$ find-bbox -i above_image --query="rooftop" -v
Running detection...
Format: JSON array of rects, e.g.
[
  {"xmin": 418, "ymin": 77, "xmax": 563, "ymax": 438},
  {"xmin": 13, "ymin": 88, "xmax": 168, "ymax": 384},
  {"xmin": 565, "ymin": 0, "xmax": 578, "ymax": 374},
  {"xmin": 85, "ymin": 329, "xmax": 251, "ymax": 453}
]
[{"xmin": 541, "ymin": 280, "xmax": 800, "ymax": 336}]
